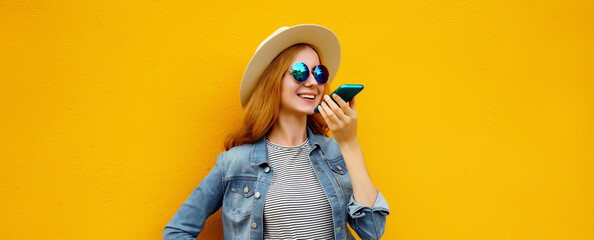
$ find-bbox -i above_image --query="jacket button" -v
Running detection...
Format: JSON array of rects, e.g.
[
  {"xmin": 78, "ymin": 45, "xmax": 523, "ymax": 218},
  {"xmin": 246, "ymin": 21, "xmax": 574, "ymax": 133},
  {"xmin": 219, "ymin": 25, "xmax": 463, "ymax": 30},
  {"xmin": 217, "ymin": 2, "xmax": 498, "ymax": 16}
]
[
  {"xmin": 255, "ymin": 192, "xmax": 261, "ymax": 198},
  {"xmin": 264, "ymin": 167, "xmax": 270, "ymax": 173},
  {"xmin": 244, "ymin": 186, "xmax": 249, "ymax": 193},
  {"xmin": 251, "ymin": 222, "xmax": 257, "ymax": 229},
  {"xmin": 337, "ymin": 165, "xmax": 343, "ymax": 171}
]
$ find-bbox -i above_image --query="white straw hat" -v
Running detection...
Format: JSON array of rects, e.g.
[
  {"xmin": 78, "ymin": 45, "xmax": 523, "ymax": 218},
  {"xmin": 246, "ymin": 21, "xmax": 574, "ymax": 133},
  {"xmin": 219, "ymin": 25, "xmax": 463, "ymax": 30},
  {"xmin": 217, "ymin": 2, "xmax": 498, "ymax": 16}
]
[{"xmin": 239, "ymin": 24, "xmax": 341, "ymax": 108}]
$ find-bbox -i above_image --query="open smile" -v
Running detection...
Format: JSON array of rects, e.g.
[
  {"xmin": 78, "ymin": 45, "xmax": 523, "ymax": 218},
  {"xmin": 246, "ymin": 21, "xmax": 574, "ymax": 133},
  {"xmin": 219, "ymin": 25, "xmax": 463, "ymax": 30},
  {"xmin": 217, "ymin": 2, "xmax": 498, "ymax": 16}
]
[{"xmin": 297, "ymin": 94, "xmax": 316, "ymax": 100}]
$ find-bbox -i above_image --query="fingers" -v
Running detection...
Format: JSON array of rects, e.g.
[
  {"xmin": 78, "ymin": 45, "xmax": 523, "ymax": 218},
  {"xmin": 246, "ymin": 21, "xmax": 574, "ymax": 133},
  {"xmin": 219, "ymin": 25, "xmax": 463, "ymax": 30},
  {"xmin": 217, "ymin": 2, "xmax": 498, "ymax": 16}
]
[
  {"xmin": 331, "ymin": 94, "xmax": 355, "ymax": 116},
  {"xmin": 319, "ymin": 93, "xmax": 361, "ymax": 131},
  {"xmin": 324, "ymin": 95, "xmax": 344, "ymax": 117},
  {"xmin": 319, "ymin": 100, "xmax": 341, "ymax": 125},
  {"xmin": 325, "ymin": 95, "xmax": 352, "ymax": 122}
]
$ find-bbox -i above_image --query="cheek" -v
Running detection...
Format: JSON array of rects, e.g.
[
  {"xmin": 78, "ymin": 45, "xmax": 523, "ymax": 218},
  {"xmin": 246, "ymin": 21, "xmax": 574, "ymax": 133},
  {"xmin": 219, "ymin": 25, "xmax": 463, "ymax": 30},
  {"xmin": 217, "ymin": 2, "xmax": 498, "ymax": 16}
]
[
  {"xmin": 316, "ymin": 85, "xmax": 325, "ymax": 103},
  {"xmin": 280, "ymin": 77, "xmax": 292, "ymax": 94}
]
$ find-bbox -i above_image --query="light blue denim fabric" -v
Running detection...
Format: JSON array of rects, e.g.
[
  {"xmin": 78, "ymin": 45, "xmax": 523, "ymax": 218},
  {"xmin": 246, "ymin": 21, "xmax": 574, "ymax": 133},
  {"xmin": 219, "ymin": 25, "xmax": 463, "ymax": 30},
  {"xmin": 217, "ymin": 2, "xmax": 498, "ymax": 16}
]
[{"xmin": 163, "ymin": 127, "xmax": 390, "ymax": 240}]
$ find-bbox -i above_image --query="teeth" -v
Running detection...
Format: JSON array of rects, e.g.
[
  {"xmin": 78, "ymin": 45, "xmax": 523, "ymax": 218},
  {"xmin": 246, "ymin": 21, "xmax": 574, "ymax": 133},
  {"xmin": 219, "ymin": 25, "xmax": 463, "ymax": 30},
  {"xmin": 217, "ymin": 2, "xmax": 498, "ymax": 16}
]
[{"xmin": 298, "ymin": 94, "xmax": 315, "ymax": 99}]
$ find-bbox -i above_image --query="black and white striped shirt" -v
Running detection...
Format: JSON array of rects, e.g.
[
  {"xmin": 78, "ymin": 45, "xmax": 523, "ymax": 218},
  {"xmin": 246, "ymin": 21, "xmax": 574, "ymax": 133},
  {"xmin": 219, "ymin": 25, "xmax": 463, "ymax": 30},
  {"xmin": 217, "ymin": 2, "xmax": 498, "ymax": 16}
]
[{"xmin": 263, "ymin": 138, "xmax": 335, "ymax": 240}]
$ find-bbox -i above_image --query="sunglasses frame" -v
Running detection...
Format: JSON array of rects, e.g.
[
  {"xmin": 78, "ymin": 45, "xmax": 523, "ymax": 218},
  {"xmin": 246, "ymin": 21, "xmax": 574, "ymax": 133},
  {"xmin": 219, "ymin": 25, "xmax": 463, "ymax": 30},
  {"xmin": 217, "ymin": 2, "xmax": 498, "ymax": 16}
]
[{"xmin": 290, "ymin": 62, "xmax": 329, "ymax": 84}]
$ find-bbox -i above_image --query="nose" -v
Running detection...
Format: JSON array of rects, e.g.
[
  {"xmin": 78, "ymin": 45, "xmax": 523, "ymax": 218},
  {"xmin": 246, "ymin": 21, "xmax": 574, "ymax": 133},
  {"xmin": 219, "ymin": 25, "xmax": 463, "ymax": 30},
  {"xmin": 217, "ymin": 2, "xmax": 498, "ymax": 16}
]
[{"xmin": 303, "ymin": 72, "xmax": 319, "ymax": 87}]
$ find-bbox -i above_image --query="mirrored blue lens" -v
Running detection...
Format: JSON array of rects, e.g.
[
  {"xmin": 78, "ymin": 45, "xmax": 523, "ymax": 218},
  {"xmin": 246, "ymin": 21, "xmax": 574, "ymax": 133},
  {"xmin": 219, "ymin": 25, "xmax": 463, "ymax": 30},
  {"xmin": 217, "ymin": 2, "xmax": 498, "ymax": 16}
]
[
  {"xmin": 313, "ymin": 65, "xmax": 329, "ymax": 84},
  {"xmin": 292, "ymin": 62, "xmax": 309, "ymax": 82}
]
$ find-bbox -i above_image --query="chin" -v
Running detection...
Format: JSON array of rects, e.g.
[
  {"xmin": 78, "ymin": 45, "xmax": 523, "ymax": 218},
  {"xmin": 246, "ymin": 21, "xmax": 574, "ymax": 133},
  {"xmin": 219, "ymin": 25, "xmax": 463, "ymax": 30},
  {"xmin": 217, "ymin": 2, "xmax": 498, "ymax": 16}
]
[{"xmin": 293, "ymin": 106, "xmax": 314, "ymax": 115}]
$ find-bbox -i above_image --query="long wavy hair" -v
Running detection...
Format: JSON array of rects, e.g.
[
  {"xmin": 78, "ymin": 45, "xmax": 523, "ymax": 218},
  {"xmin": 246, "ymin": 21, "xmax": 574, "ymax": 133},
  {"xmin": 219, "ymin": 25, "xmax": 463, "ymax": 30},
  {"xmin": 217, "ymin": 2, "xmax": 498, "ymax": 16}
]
[{"xmin": 224, "ymin": 43, "xmax": 330, "ymax": 150}]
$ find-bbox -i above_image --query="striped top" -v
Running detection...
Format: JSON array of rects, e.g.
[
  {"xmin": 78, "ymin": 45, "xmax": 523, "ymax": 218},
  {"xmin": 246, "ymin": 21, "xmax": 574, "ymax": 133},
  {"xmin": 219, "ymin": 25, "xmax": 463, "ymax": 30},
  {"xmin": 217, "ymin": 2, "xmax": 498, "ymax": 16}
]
[{"xmin": 263, "ymin": 138, "xmax": 335, "ymax": 240}]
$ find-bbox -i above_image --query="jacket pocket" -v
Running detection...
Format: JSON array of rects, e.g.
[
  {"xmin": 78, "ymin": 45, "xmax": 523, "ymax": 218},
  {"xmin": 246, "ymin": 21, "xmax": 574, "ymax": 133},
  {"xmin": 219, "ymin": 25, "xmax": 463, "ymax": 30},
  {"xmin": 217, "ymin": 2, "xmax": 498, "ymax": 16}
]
[
  {"xmin": 326, "ymin": 156, "xmax": 348, "ymax": 175},
  {"xmin": 229, "ymin": 179, "xmax": 256, "ymax": 216},
  {"xmin": 325, "ymin": 156, "xmax": 353, "ymax": 197}
]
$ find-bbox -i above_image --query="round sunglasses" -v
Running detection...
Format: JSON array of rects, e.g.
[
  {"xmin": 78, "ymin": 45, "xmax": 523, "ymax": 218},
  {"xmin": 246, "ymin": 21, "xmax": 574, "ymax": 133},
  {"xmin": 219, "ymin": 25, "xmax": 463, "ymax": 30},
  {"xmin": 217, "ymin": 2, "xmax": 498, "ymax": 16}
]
[{"xmin": 291, "ymin": 62, "xmax": 329, "ymax": 84}]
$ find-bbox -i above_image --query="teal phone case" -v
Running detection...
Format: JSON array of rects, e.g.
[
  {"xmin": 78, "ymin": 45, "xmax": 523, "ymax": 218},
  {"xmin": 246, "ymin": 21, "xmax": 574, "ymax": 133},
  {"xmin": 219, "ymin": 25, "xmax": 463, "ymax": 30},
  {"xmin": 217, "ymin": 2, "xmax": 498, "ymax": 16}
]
[{"xmin": 314, "ymin": 84, "xmax": 364, "ymax": 113}]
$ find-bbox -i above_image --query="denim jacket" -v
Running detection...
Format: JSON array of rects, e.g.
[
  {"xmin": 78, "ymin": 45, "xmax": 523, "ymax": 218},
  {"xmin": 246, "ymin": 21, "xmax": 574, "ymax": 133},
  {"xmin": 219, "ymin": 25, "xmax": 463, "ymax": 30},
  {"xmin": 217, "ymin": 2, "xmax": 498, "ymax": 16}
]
[{"xmin": 164, "ymin": 127, "xmax": 390, "ymax": 240}]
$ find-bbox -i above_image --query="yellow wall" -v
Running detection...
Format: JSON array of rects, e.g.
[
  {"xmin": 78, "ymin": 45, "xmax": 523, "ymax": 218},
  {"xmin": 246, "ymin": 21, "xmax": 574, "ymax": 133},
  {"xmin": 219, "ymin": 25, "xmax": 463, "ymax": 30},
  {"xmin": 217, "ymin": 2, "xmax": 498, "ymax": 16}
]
[{"xmin": 1, "ymin": 0, "xmax": 593, "ymax": 239}]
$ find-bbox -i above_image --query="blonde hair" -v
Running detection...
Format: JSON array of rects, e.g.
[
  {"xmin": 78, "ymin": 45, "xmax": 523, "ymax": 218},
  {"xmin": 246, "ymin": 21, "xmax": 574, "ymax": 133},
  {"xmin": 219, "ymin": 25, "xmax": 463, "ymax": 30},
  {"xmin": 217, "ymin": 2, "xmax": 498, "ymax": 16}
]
[{"xmin": 224, "ymin": 44, "xmax": 330, "ymax": 150}]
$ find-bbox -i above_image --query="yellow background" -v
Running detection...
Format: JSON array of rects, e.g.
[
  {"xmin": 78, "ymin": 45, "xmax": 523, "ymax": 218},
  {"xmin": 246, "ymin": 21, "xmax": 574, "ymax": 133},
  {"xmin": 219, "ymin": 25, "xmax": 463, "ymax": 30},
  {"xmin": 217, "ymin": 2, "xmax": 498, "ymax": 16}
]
[{"xmin": 1, "ymin": 0, "xmax": 593, "ymax": 239}]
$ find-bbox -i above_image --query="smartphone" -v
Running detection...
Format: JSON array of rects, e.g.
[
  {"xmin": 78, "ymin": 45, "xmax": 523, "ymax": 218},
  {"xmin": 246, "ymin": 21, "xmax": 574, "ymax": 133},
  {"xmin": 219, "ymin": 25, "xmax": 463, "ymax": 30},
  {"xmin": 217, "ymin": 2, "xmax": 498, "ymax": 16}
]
[{"xmin": 314, "ymin": 84, "xmax": 364, "ymax": 113}]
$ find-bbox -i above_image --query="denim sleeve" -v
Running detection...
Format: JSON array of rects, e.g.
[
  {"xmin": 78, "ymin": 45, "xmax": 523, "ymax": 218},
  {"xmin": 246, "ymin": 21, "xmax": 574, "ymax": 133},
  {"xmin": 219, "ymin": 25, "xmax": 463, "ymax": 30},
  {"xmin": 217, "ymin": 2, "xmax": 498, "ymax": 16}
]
[
  {"xmin": 163, "ymin": 153, "xmax": 225, "ymax": 240},
  {"xmin": 347, "ymin": 189, "xmax": 390, "ymax": 240}
]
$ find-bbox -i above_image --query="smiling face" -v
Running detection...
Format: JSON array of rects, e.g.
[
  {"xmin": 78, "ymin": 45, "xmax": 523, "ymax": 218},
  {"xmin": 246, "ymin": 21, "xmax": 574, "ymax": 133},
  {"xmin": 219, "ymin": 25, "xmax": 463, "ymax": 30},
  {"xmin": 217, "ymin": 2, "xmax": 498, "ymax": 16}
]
[{"xmin": 279, "ymin": 46, "xmax": 326, "ymax": 116}]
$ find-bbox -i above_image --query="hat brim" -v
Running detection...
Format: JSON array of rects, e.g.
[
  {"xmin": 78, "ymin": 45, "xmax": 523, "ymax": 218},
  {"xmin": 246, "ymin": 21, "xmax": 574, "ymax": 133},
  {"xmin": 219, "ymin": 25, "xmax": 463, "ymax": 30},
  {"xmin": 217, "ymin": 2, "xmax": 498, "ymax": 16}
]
[{"xmin": 240, "ymin": 24, "xmax": 341, "ymax": 107}]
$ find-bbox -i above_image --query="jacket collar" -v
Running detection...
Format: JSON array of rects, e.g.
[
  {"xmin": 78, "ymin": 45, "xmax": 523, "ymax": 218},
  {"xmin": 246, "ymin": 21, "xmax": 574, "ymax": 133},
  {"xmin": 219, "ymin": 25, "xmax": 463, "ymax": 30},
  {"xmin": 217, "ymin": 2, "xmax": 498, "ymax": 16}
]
[
  {"xmin": 306, "ymin": 126, "xmax": 326, "ymax": 155},
  {"xmin": 250, "ymin": 126, "xmax": 326, "ymax": 166}
]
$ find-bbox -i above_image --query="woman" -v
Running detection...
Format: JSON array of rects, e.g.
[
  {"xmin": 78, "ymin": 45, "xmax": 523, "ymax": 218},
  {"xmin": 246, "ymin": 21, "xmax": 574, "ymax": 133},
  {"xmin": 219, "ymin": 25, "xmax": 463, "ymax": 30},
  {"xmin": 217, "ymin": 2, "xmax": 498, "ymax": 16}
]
[{"xmin": 164, "ymin": 24, "xmax": 389, "ymax": 240}]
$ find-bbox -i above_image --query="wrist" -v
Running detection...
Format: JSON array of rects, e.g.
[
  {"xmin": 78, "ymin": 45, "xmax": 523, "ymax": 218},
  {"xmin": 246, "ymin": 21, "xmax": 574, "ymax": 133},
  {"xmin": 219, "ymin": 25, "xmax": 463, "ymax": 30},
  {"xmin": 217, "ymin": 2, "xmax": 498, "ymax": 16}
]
[{"xmin": 337, "ymin": 138, "xmax": 361, "ymax": 152}]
